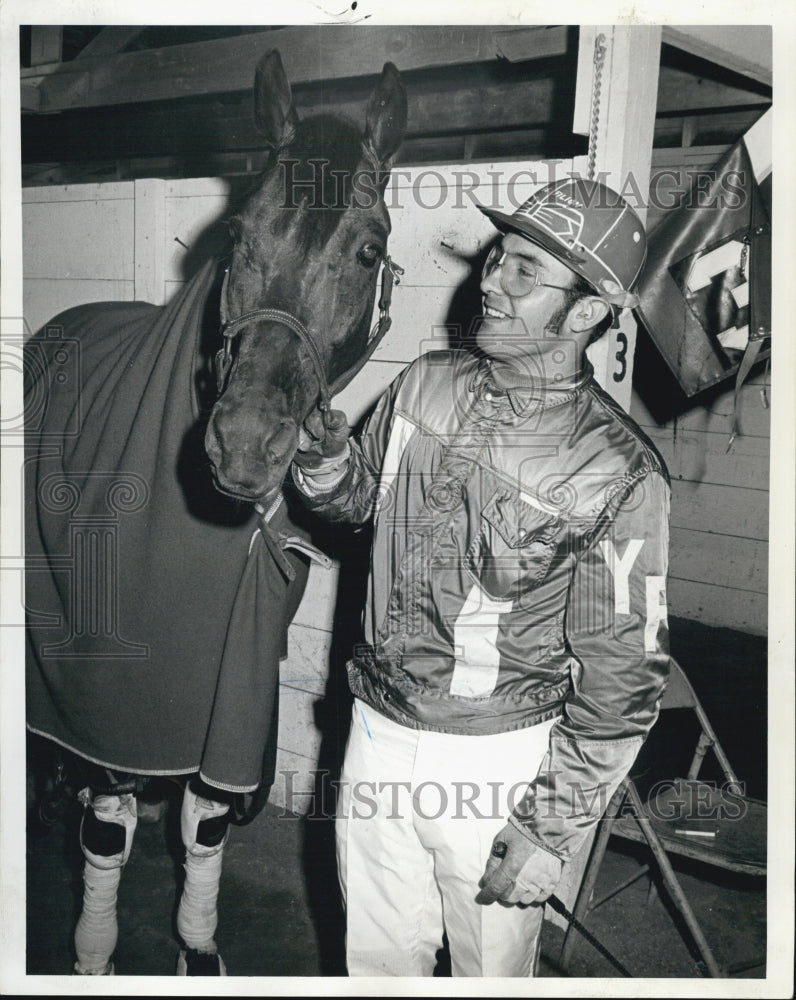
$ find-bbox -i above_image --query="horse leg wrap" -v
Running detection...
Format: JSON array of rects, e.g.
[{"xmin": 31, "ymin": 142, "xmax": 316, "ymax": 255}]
[
  {"xmin": 176, "ymin": 782, "xmax": 231, "ymax": 952},
  {"xmin": 74, "ymin": 791, "xmax": 137, "ymax": 975}
]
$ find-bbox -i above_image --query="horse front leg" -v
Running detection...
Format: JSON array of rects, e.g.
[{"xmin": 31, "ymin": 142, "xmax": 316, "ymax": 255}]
[
  {"xmin": 73, "ymin": 789, "xmax": 138, "ymax": 975},
  {"xmin": 176, "ymin": 778, "xmax": 231, "ymax": 975}
]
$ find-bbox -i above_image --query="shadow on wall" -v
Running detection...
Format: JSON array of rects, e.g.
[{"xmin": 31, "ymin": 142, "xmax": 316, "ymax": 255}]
[
  {"xmin": 631, "ymin": 316, "xmax": 770, "ymax": 427},
  {"xmin": 444, "ymin": 245, "xmax": 493, "ymax": 351},
  {"xmin": 177, "ymin": 177, "xmax": 259, "ymax": 284},
  {"xmin": 282, "ymin": 501, "xmax": 367, "ymax": 975}
]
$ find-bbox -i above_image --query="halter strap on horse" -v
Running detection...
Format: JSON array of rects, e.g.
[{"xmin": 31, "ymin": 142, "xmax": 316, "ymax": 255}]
[{"xmin": 215, "ymin": 256, "xmax": 404, "ymax": 406}]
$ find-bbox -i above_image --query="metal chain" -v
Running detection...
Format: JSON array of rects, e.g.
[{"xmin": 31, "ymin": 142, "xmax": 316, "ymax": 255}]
[{"xmin": 587, "ymin": 33, "xmax": 607, "ymax": 181}]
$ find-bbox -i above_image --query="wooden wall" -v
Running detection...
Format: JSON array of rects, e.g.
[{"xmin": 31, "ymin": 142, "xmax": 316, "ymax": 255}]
[
  {"xmin": 630, "ymin": 379, "xmax": 769, "ymax": 636},
  {"xmin": 22, "ymin": 152, "xmax": 770, "ymax": 808},
  {"xmin": 23, "ymin": 182, "xmax": 136, "ymax": 333}
]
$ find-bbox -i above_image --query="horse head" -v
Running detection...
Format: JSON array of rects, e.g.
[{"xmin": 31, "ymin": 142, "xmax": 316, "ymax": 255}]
[{"xmin": 205, "ymin": 50, "xmax": 407, "ymax": 501}]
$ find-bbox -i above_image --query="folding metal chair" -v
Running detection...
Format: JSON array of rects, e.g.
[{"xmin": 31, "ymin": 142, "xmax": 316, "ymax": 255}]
[{"xmin": 559, "ymin": 658, "xmax": 766, "ymax": 977}]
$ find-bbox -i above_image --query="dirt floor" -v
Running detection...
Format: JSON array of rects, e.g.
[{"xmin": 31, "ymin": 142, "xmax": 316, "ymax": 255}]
[{"xmin": 23, "ymin": 616, "xmax": 769, "ymax": 982}]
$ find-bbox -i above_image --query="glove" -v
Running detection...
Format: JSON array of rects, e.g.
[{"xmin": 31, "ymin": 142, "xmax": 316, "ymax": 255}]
[
  {"xmin": 475, "ymin": 819, "xmax": 563, "ymax": 906},
  {"xmin": 293, "ymin": 408, "xmax": 351, "ymax": 476}
]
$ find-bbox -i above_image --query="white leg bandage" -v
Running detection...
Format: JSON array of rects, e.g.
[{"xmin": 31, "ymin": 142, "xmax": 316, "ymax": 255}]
[
  {"xmin": 74, "ymin": 864, "xmax": 122, "ymax": 975},
  {"xmin": 74, "ymin": 791, "xmax": 137, "ymax": 975},
  {"xmin": 176, "ymin": 782, "xmax": 231, "ymax": 952}
]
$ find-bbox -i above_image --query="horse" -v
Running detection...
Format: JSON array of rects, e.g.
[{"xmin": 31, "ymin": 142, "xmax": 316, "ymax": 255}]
[{"xmin": 24, "ymin": 49, "xmax": 407, "ymax": 976}]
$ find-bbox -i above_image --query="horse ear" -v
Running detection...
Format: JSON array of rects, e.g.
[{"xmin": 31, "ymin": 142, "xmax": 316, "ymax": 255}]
[
  {"xmin": 253, "ymin": 50, "xmax": 300, "ymax": 149},
  {"xmin": 363, "ymin": 62, "xmax": 407, "ymax": 167}
]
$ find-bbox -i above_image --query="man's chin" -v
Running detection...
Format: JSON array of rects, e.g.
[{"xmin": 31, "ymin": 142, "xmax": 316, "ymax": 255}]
[
  {"xmin": 473, "ymin": 331, "xmax": 557, "ymax": 378},
  {"xmin": 474, "ymin": 323, "xmax": 531, "ymax": 359},
  {"xmin": 473, "ymin": 340, "xmax": 526, "ymax": 374}
]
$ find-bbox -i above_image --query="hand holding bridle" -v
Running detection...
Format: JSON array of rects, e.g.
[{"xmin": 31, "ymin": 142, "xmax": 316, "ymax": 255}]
[{"xmin": 294, "ymin": 408, "xmax": 351, "ymax": 475}]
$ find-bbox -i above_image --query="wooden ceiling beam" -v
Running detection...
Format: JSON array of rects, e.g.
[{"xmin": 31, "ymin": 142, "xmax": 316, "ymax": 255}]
[
  {"xmin": 662, "ymin": 25, "xmax": 772, "ymax": 88},
  {"xmin": 31, "ymin": 25, "xmax": 151, "ymax": 112},
  {"xmin": 24, "ymin": 25, "xmax": 569, "ymax": 114},
  {"xmin": 23, "ymin": 61, "xmax": 764, "ymax": 167},
  {"xmin": 24, "ymin": 105, "xmax": 760, "ymax": 187},
  {"xmin": 73, "ymin": 27, "xmax": 148, "ymax": 60},
  {"xmin": 652, "ymin": 106, "xmax": 769, "ymax": 147},
  {"xmin": 657, "ymin": 64, "xmax": 771, "ymax": 114},
  {"xmin": 493, "ymin": 26, "xmax": 573, "ymax": 62},
  {"xmin": 22, "ymin": 75, "xmax": 568, "ymax": 163},
  {"xmin": 20, "ymin": 129, "xmax": 577, "ymax": 187}
]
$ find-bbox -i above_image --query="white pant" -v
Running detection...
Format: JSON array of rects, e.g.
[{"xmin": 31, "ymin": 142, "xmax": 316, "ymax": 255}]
[{"xmin": 336, "ymin": 699, "xmax": 557, "ymax": 977}]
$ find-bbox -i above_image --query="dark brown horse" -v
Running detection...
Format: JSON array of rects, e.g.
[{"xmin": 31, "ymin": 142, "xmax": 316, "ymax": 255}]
[
  {"xmin": 206, "ymin": 51, "xmax": 406, "ymax": 501},
  {"xmin": 25, "ymin": 50, "xmax": 406, "ymax": 975}
]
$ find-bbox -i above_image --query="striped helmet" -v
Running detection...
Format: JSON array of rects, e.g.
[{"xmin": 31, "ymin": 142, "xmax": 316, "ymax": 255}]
[{"xmin": 479, "ymin": 177, "xmax": 647, "ymax": 311}]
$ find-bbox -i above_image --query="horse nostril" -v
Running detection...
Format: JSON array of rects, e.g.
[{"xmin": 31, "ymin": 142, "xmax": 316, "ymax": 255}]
[
  {"xmin": 205, "ymin": 409, "xmax": 229, "ymax": 460},
  {"xmin": 265, "ymin": 423, "xmax": 297, "ymax": 468}
]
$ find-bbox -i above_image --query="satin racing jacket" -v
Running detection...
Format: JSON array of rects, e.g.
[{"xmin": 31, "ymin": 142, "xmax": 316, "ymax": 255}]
[{"xmin": 293, "ymin": 349, "xmax": 671, "ymax": 862}]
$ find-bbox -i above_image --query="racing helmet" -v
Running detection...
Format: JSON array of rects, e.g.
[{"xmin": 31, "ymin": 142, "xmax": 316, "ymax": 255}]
[{"xmin": 478, "ymin": 177, "xmax": 647, "ymax": 312}]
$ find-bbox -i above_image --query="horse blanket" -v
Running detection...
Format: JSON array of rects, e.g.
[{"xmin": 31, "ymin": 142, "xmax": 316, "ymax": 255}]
[{"xmin": 25, "ymin": 260, "xmax": 309, "ymax": 794}]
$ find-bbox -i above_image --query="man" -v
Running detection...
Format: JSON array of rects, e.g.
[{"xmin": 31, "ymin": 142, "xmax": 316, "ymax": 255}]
[{"xmin": 292, "ymin": 177, "xmax": 671, "ymax": 977}]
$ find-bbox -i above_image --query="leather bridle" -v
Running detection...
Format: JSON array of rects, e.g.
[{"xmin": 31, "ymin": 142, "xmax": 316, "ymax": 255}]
[{"xmin": 215, "ymin": 256, "xmax": 404, "ymax": 410}]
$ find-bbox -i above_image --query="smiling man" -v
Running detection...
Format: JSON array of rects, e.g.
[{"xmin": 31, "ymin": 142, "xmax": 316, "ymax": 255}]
[{"xmin": 292, "ymin": 177, "xmax": 671, "ymax": 977}]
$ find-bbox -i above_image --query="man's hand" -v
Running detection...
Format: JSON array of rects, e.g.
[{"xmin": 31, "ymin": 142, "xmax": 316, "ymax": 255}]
[
  {"xmin": 475, "ymin": 820, "xmax": 562, "ymax": 906},
  {"xmin": 293, "ymin": 408, "xmax": 350, "ymax": 476}
]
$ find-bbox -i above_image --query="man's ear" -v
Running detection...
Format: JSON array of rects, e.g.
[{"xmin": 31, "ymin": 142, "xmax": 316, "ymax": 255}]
[{"xmin": 567, "ymin": 296, "xmax": 610, "ymax": 334}]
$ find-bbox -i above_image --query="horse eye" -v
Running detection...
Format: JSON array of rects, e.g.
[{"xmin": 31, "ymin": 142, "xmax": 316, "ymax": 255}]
[{"xmin": 357, "ymin": 244, "xmax": 383, "ymax": 268}]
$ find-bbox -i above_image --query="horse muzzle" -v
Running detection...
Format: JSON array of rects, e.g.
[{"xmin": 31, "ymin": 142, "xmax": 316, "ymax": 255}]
[{"xmin": 204, "ymin": 403, "xmax": 299, "ymax": 501}]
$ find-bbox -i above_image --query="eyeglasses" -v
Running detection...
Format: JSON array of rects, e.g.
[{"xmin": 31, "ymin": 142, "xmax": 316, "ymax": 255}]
[{"xmin": 482, "ymin": 246, "xmax": 574, "ymax": 298}]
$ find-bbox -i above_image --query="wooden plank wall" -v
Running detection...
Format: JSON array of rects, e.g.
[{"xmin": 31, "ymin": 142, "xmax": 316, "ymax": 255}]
[
  {"xmin": 22, "ymin": 150, "xmax": 770, "ymax": 809},
  {"xmin": 631, "ymin": 380, "xmax": 770, "ymax": 636},
  {"xmin": 22, "ymin": 182, "xmax": 136, "ymax": 334}
]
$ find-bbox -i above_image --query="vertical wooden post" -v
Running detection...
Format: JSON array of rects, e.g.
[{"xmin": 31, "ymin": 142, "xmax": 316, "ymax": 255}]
[
  {"xmin": 134, "ymin": 179, "xmax": 166, "ymax": 305},
  {"xmin": 574, "ymin": 25, "xmax": 662, "ymax": 413},
  {"xmin": 546, "ymin": 25, "xmax": 662, "ymax": 940}
]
